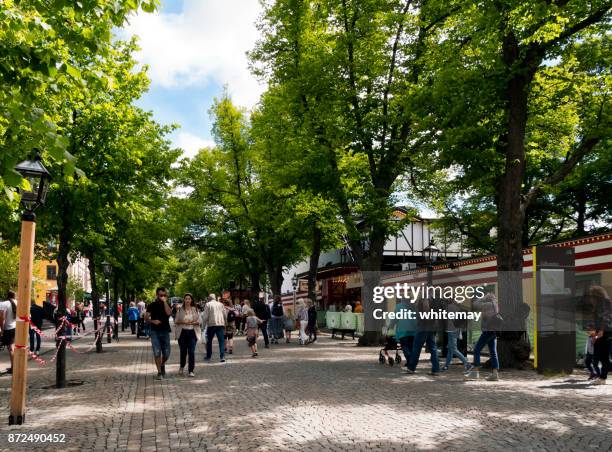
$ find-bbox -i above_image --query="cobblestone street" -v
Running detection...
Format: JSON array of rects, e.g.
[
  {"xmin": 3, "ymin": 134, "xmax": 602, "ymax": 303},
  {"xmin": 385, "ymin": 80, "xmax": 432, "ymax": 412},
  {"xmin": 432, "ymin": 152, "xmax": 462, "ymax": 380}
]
[{"xmin": 0, "ymin": 328, "xmax": 610, "ymax": 452}]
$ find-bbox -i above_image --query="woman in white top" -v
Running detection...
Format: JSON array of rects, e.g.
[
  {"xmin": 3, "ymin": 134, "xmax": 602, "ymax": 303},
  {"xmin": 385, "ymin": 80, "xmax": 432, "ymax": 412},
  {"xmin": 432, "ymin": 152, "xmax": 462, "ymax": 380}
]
[
  {"xmin": 295, "ymin": 298, "xmax": 308, "ymax": 345},
  {"xmin": 174, "ymin": 293, "xmax": 201, "ymax": 377}
]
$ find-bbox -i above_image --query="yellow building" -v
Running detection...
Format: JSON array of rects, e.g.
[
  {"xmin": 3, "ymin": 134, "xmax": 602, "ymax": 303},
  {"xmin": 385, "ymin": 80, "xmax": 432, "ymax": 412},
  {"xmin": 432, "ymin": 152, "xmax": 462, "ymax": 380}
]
[
  {"xmin": 32, "ymin": 258, "xmax": 58, "ymax": 307},
  {"xmin": 31, "ymin": 255, "xmax": 91, "ymax": 308}
]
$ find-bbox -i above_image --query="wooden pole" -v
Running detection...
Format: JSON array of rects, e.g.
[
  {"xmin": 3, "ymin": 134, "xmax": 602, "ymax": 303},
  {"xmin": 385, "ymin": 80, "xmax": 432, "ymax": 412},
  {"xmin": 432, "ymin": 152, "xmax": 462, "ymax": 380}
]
[{"xmin": 9, "ymin": 217, "xmax": 36, "ymax": 425}]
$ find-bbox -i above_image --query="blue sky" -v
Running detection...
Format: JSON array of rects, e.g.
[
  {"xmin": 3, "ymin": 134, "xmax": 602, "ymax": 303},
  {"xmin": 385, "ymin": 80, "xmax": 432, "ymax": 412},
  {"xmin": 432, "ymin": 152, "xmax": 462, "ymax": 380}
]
[{"xmin": 124, "ymin": 0, "xmax": 265, "ymax": 158}]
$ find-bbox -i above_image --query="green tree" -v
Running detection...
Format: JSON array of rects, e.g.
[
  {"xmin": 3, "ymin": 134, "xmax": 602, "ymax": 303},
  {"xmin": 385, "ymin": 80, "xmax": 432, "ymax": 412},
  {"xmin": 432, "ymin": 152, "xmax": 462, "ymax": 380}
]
[
  {"xmin": 252, "ymin": 0, "xmax": 445, "ymax": 343},
  {"xmin": 429, "ymin": 1, "xmax": 610, "ymax": 365},
  {"xmin": 0, "ymin": 246, "xmax": 19, "ymax": 297},
  {"xmin": 0, "ymin": 0, "xmax": 158, "ymax": 197}
]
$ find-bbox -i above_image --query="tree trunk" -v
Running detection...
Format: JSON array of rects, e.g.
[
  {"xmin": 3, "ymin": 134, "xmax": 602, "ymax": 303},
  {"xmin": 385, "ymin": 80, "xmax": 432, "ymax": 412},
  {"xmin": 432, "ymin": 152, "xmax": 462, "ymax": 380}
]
[
  {"xmin": 265, "ymin": 261, "xmax": 284, "ymax": 298},
  {"xmin": 250, "ymin": 272, "xmax": 261, "ymax": 303},
  {"xmin": 307, "ymin": 226, "xmax": 322, "ymax": 304},
  {"xmin": 495, "ymin": 32, "xmax": 536, "ymax": 369},
  {"xmin": 357, "ymin": 225, "xmax": 386, "ymax": 346},
  {"xmin": 576, "ymin": 188, "xmax": 587, "ymax": 236},
  {"xmin": 87, "ymin": 253, "xmax": 102, "ymax": 353}
]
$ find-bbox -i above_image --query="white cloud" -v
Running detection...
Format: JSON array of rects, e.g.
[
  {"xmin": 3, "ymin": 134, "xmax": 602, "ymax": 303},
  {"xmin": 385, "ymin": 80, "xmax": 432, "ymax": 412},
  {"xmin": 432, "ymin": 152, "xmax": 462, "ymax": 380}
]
[
  {"xmin": 174, "ymin": 131, "xmax": 215, "ymax": 159},
  {"xmin": 124, "ymin": 0, "xmax": 265, "ymax": 108}
]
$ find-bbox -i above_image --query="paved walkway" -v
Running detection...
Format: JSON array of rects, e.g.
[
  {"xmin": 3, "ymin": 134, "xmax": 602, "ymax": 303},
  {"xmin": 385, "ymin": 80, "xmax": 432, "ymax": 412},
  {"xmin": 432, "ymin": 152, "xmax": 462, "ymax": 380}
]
[{"xmin": 0, "ymin": 328, "xmax": 610, "ymax": 451}]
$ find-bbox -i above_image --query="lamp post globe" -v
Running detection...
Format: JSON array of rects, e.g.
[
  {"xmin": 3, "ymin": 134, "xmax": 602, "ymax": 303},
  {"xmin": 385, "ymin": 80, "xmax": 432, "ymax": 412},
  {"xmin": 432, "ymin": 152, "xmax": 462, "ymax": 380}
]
[
  {"xmin": 292, "ymin": 273, "xmax": 298, "ymax": 291},
  {"xmin": 423, "ymin": 238, "xmax": 440, "ymax": 266},
  {"xmin": 15, "ymin": 150, "xmax": 51, "ymax": 217},
  {"xmin": 101, "ymin": 261, "xmax": 112, "ymax": 278}
]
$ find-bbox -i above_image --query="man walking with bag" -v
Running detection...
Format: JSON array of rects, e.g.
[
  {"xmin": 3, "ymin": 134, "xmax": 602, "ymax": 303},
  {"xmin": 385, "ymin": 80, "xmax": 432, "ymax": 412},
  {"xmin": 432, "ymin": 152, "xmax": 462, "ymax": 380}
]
[{"xmin": 203, "ymin": 294, "xmax": 227, "ymax": 363}]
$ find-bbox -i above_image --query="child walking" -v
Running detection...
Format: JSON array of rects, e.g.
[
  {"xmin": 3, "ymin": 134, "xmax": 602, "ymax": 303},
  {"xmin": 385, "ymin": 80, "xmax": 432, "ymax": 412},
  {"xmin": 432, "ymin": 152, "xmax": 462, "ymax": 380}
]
[
  {"xmin": 245, "ymin": 309, "xmax": 262, "ymax": 357},
  {"xmin": 585, "ymin": 326, "xmax": 600, "ymax": 380}
]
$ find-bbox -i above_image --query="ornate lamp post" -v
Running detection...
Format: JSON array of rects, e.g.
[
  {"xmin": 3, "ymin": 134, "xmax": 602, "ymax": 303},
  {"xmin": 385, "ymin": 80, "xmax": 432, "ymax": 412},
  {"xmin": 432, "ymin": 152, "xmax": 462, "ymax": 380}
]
[
  {"xmin": 423, "ymin": 238, "xmax": 440, "ymax": 288},
  {"xmin": 292, "ymin": 273, "xmax": 298, "ymax": 315},
  {"xmin": 101, "ymin": 261, "xmax": 112, "ymax": 343},
  {"xmin": 423, "ymin": 237, "xmax": 442, "ymax": 355},
  {"xmin": 9, "ymin": 151, "xmax": 51, "ymax": 425}
]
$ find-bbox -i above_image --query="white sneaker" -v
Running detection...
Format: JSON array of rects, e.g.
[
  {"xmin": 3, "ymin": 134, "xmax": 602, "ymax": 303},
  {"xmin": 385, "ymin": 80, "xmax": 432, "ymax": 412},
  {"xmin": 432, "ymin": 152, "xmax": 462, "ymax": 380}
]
[
  {"xmin": 178, "ymin": 367, "xmax": 184, "ymax": 376},
  {"xmin": 594, "ymin": 378, "xmax": 607, "ymax": 385},
  {"xmin": 464, "ymin": 370, "xmax": 480, "ymax": 380},
  {"xmin": 188, "ymin": 372, "xmax": 195, "ymax": 377},
  {"xmin": 486, "ymin": 370, "xmax": 499, "ymax": 381}
]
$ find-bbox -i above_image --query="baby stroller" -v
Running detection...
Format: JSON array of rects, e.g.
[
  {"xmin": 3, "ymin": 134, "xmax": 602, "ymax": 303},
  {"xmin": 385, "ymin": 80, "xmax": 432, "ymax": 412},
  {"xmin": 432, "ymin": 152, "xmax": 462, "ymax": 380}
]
[{"xmin": 378, "ymin": 334, "xmax": 402, "ymax": 366}]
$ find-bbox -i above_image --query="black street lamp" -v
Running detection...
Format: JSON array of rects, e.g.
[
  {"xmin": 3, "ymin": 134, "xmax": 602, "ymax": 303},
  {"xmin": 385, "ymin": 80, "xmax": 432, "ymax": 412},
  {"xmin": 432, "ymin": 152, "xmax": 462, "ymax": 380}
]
[
  {"xmin": 423, "ymin": 237, "xmax": 443, "ymax": 357},
  {"xmin": 423, "ymin": 238, "xmax": 440, "ymax": 287},
  {"xmin": 292, "ymin": 273, "xmax": 298, "ymax": 313},
  {"xmin": 14, "ymin": 151, "xmax": 51, "ymax": 216},
  {"xmin": 10, "ymin": 151, "xmax": 51, "ymax": 424},
  {"xmin": 101, "ymin": 261, "xmax": 112, "ymax": 343}
]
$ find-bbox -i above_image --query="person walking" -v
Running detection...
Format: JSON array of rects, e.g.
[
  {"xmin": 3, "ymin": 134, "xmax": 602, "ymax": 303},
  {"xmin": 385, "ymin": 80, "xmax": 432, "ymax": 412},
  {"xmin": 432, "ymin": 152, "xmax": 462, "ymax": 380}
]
[
  {"xmin": 0, "ymin": 291, "xmax": 17, "ymax": 374},
  {"xmin": 145, "ymin": 287, "xmax": 172, "ymax": 380},
  {"xmin": 442, "ymin": 300, "xmax": 470, "ymax": 372},
  {"xmin": 465, "ymin": 293, "xmax": 501, "ymax": 381},
  {"xmin": 29, "ymin": 300, "xmax": 44, "ymax": 355},
  {"xmin": 283, "ymin": 310, "xmax": 295, "ymax": 344},
  {"xmin": 584, "ymin": 326, "xmax": 600, "ymax": 380},
  {"xmin": 253, "ymin": 297, "xmax": 271, "ymax": 348},
  {"xmin": 296, "ymin": 299, "xmax": 308, "ymax": 345},
  {"xmin": 73, "ymin": 303, "xmax": 84, "ymax": 334},
  {"xmin": 223, "ymin": 298, "xmax": 237, "ymax": 355},
  {"xmin": 203, "ymin": 294, "xmax": 227, "ymax": 362},
  {"xmin": 590, "ymin": 285, "xmax": 611, "ymax": 385},
  {"xmin": 240, "ymin": 299, "xmax": 251, "ymax": 335},
  {"xmin": 270, "ymin": 296, "xmax": 284, "ymax": 344},
  {"xmin": 137, "ymin": 299, "xmax": 146, "ymax": 315},
  {"xmin": 175, "ymin": 293, "xmax": 201, "ymax": 377},
  {"xmin": 137, "ymin": 299, "xmax": 149, "ymax": 338},
  {"xmin": 245, "ymin": 309, "xmax": 263, "ymax": 357},
  {"xmin": 128, "ymin": 302, "xmax": 140, "ymax": 335},
  {"xmin": 234, "ymin": 299, "xmax": 243, "ymax": 336},
  {"xmin": 387, "ymin": 298, "xmax": 417, "ymax": 368},
  {"xmin": 306, "ymin": 299, "xmax": 318, "ymax": 344},
  {"xmin": 406, "ymin": 297, "xmax": 440, "ymax": 376}
]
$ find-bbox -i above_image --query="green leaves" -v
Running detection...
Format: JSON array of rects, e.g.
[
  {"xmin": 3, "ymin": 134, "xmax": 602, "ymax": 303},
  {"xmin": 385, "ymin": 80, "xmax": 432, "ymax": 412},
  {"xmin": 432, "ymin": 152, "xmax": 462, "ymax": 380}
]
[{"xmin": 0, "ymin": 0, "xmax": 157, "ymax": 198}]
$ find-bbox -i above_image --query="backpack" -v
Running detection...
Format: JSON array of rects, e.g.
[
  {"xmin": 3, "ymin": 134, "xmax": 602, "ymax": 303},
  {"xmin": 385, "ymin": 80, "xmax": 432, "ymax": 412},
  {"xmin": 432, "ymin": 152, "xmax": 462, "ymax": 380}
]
[
  {"xmin": 226, "ymin": 309, "xmax": 237, "ymax": 324},
  {"xmin": 272, "ymin": 303, "xmax": 283, "ymax": 317}
]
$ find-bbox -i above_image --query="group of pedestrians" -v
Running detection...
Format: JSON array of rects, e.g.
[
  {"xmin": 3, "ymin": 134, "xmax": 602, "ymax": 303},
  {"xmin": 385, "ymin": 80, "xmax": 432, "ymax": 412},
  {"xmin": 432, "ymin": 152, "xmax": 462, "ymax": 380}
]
[
  {"xmin": 389, "ymin": 293, "xmax": 503, "ymax": 381},
  {"xmin": 388, "ymin": 286, "xmax": 611, "ymax": 385},
  {"xmin": 142, "ymin": 288, "xmax": 322, "ymax": 380},
  {"xmin": 584, "ymin": 285, "xmax": 611, "ymax": 385}
]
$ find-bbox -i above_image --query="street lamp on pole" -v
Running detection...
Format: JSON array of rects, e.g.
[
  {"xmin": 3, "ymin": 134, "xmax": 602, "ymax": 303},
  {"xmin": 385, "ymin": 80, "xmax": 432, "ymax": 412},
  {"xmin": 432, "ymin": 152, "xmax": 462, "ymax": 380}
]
[
  {"xmin": 292, "ymin": 273, "xmax": 298, "ymax": 315},
  {"xmin": 423, "ymin": 238, "xmax": 440, "ymax": 288},
  {"xmin": 9, "ymin": 151, "xmax": 51, "ymax": 425},
  {"xmin": 101, "ymin": 261, "xmax": 112, "ymax": 343}
]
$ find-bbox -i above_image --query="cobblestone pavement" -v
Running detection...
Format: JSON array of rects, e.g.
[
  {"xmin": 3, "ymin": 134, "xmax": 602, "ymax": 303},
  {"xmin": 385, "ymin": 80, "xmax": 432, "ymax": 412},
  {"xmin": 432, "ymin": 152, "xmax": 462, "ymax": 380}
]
[{"xmin": 0, "ymin": 328, "xmax": 610, "ymax": 452}]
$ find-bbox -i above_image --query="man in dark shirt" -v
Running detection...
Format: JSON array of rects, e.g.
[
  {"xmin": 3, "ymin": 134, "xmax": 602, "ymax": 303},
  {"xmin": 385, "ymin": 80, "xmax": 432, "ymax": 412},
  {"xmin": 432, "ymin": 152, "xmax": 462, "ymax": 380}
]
[
  {"xmin": 145, "ymin": 287, "xmax": 172, "ymax": 380},
  {"xmin": 253, "ymin": 298, "xmax": 271, "ymax": 348},
  {"xmin": 406, "ymin": 297, "xmax": 440, "ymax": 376},
  {"xmin": 29, "ymin": 301, "xmax": 45, "ymax": 354}
]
